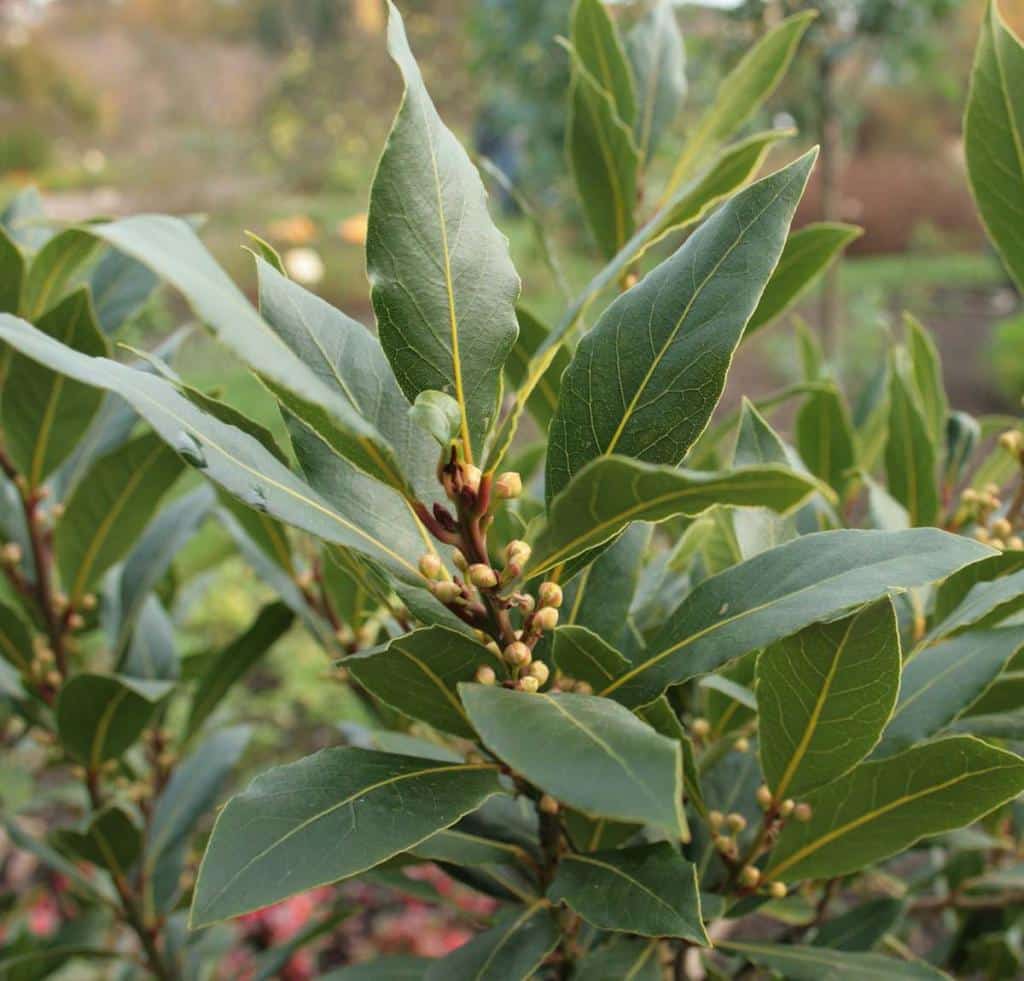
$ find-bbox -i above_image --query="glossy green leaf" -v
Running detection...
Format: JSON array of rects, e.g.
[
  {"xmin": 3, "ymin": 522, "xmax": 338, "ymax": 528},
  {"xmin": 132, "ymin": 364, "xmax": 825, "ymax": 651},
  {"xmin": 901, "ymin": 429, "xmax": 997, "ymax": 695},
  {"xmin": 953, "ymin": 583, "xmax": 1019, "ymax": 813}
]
[
  {"xmin": 722, "ymin": 941, "xmax": 948, "ymax": 980},
  {"xmin": 627, "ymin": 0, "xmax": 685, "ymax": 164},
  {"xmin": 121, "ymin": 596, "xmax": 178, "ymax": 682},
  {"xmin": 885, "ymin": 361, "xmax": 939, "ymax": 526},
  {"xmin": 548, "ymin": 843, "xmax": 708, "ymax": 943},
  {"xmin": 552, "ymin": 625, "xmax": 631, "ymax": 692},
  {"xmin": 460, "ymin": 685, "xmax": 686, "ymax": 836},
  {"xmin": 145, "ymin": 725, "xmax": 251, "ymax": 915},
  {"xmin": 424, "ymin": 901, "xmax": 558, "ymax": 981},
  {"xmin": 795, "ymin": 384, "xmax": 857, "ymax": 497},
  {"xmin": 54, "ymin": 805, "xmax": 142, "ymax": 876},
  {"xmin": 661, "ymin": 10, "xmax": 815, "ymax": 195},
  {"xmin": 0, "ymin": 314, "xmax": 427, "ymax": 585},
  {"xmin": 56, "ymin": 673, "xmax": 173, "ymax": 767},
  {"xmin": 0, "ymin": 186, "xmax": 51, "ymax": 250},
  {"xmin": 0, "ymin": 600, "xmax": 33, "ymax": 673},
  {"xmin": 965, "ymin": 1, "xmax": 1024, "ymax": 291},
  {"xmin": 21, "ymin": 229, "xmax": 99, "ymax": 319},
  {"xmin": 766, "ymin": 736, "xmax": 1024, "ymax": 883},
  {"xmin": 933, "ymin": 552, "xmax": 1024, "ymax": 626},
  {"xmin": 546, "ymin": 150, "xmax": 814, "ymax": 499},
  {"xmin": 572, "ymin": 0, "xmax": 635, "ymax": 126},
  {"xmin": 905, "ymin": 314, "xmax": 948, "ymax": 449},
  {"xmin": 812, "ymin": 897, "xmax": 904, "ymax": 952},
  {"xmin": 928, "ymin": 566, "xmax": 1024, "ymax": 642},
  {"xmin": 367, "ymin": 3, "xmax": 519, "ymax": 463},
  {"xmin": 187, "ymin": 603, "xmax": 294, "ymax": 733},
  {"xmin": 0, "ymin": 226, "xmax": 24, "ymax": 316},
  {"xmin": 409, "ymin": 825, "xmax": 533, "ymax": 868},
  {"xmin": 2, "ymin": 288, "xmax": 108, "ymax": 488},
  {"xmin": 574, "ymin": 936, "xmax": 661, "ymax": 981},
  {"xmin": 745, "ymin": 223, "xmax": 862, "ymax": 337},
  {"xmin": 600, "ymin": 529, "xmax": 991, "ymax": 708},
  {"xmin": 56, "ymin": 432, "xmax": 184, "ymax": 602},
  {"xmin": 345, "ymin": 626, "xmax": 503, "ymax": 739},
  {"xmin": 504, "ymin": 307, "xmax": 570, "ymax": 433},
  {"xmin": 758, "ymin": 599, "xmax": 900, "ymax": 800},
  {"xmin": 528, "ymin": 457, "xmax": 815, "ymax": 579},
  {"xmin": 875, "ymin": 627, "xmax": 1024, "ymax": 757},
  {"xmin": 89, "ymin": 247, "xmax": 159, "ymax": 335},
  {"xmin": 190, "ymin": 748, "xmax": 504, "ymax": 926}
]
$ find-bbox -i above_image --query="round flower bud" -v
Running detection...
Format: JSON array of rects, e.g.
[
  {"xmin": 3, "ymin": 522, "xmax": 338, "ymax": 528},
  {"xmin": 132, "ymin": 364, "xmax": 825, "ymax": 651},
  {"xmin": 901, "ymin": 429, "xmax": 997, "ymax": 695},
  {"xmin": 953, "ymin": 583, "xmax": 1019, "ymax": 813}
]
[
  {"xmin": 998, "ymin": 430, "xmax": 1022, "ymax": 454},
  {"xmin": 462, "ymin": 464, "xmax": 482, "ymax": 495},
  {"xmin": 80, "ymin": 593, "xmax": 98, "ymax": 611},
  {"xmin": 503, "ymin": 641, "xmax": 532, "ymax": 667},
  {"xmin": 0, "ymin": 542, "xmax": 22, "ymax": 566},
  {"xmin": 534, "ymin": 606, "xmax": 559, "ymax": 632},
  {"xmin": 985, "ymin": 482, "xmax": 1002, "ymax": 497},
  {"xmin": 538, "ymin": 581, "xmax": 563, "ymax": 608},
  {"xmin": 708, "ymin": 810, "xmax": 724, "ymax": 830},
  {"xmin": 739, "ymin": 866, "xmax": 761, "ymax": 888},
  {"xmin": 993, "ymin": 518, "xmax": 1013, "ymax": 539},
  {"xmin": 992, "ymin": 538, "xmax": 1006, "ymax": 551},
  {"xmin": 714, "ymin": 834, "xmax": 736, "ymax": 856},
  {"xmin": 527, "ymin": 661, "xmax": 550, "ymax": 685},
  {"xmin": 475, "ymin": 665, "xmax": 497, "ymax": 686},
  {"xmin": 1009, "ymin": 536, "xmax": 1023, "ymax": 551},
  {"xmin": 793, "ymin": 802, "xmax": 813, "ymax": 823},
  {"xmin": 518, "ymin": 593, "xmax": 536, "ymax": 615},
  {"xmin": 727, "ymin": 812, "xmax": 747, "ymax": 833},
  {"xmin": 518, "ymin": 675, "xmax": 540, "ymax": 693},
  {"xmin": 733, "ymin": 736, "xmax": 750, "ymax": 753},
  {"xmin": 452, "ymin": 549, "xmax": 468, "ymax": 571},
  {"xmin": 419, "ymin": 553, "xmax": 443, "ymax": 579},
  {"xmin": 432, "ymin": 581, "xmax": 461, "ymax": 604},
  {"xmin": 690, "ymin": 718, "xmax": 711, "ymax": 739},
  {"xmin": 574, "ymin": 680, "xmax": 593, "ymax": 695},
  {"xmin": 975, "ymin": 527, "xmax": 991, "ymax": 543},
  {"xmin": 539, "ymin": 793, "xmax": 560, "ymax": 815},
  {"xmin": 961, "ymin": 488, "xmax": 979, "ymax": 505},
  {"xmin": 768, "ymin": 881, "xmax": 787, "ymax": 899},
  {"xmin": 469, "ymin": 564, "xmax": 499, "ymax": 589},
  {"xmin": 67, "ymin": 613, "xmax": 85, "ymax": 631},
  {"xmin": 778, "ymin": 799, "xmax": 796, "ymax": 818},
  {"xmin": 505, "ymin": 539, "xmax": 532, "ymax": 565},
  {"xmin": 495, "ymin": 471, "xmax": 523, "ymax": 499},
  {"xmin": 756, "ymin": 785, "xmax": 773, "ymax": 810}
]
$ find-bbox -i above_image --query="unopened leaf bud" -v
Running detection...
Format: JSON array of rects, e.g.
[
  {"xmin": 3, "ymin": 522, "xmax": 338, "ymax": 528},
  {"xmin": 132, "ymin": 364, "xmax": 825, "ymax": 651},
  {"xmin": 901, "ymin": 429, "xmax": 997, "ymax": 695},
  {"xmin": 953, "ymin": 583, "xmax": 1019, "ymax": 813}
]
[
  {"xmin": 419, "ymin": 553, "xmax": 443, "ymax": 579},
  {"xmin": 527, "ymin": 661, "xmax": 550, "ymax": 685},
  {"xmin": 503, "ymin": 641, "xmax": 532, "ymax": 667},
  {"xmin": 495, "ymin": 471, "xmax": 523, "ymax": 499},
  {"xmin": 539, "ymin": 793, "xmax": 560, "ymax": 815},
  {"xmin": 793, "ymin": 802, "xmax": 813, "ymax": 822},
  {"xmin": 452, "ymin": 549, "xmax": 468, "ymax": 571},
  {"xmin": 739, "ymin": 866, "xmax": 761, "ymax": 888},
  {"xmin": 574, "ymin": 680, "xmax": 593, "ymax": 695},
  {"xmin": 993, "ymin": 518, "xmax": 1013, "ymax": 539},
  {"xmin": 534, "ymin": 606, "xmax": 559, "ymax": 632},
  {"xmin": 691, "ymin": 718, "xmax": 711, "ymax": 738},
  {"xmin": 768, "ymin": 881, "xmax": 787, "ymax": 899},
  {"xmin": 432, "ymin": 581, "xmax": 461, "ymax": 604},
  {"xmin": 538, "ymin": 581, "xmax": 563, "ymax": 608},
  {"xmin": 727, "ymin": 812, "xmax": 747, "ymax": 833},
  {"xmin": 475, "ymin": 665, "xmax": 497, "ymax": 685},
  {"xmin": 708, "ymin": 810, "xmax": 724, "ymax": 830},
  {"xmin": 733, "ymin": 736, "xmax": 750, "ymax": 753},
  {"xmin": 778, "ymin": 799, "xmax": 796, "ymax": 818},
  {"xmin": 756, "ymin": 785, "xmax": 773, "ymax": 810},
  {"xmin": 1, "ymin": 542, "xmax": 22, "ymax": 566},
  {"xmin": 518, "ymin": 675, "xmax": 540, "ymax": 693},
  {"xmin": 469, "ymin": 564, "xmax": 499, "ymax": 589},
  {"xmin": 462, "ymin": 464, "xmax": 482, "ymax": 495}
]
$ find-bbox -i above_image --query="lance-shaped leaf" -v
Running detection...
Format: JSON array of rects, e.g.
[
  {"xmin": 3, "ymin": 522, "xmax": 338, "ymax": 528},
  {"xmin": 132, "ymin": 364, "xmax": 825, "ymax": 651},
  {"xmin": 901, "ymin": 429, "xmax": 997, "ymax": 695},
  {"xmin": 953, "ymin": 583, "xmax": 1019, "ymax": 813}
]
[
  {"xmin": 766, "ymin": 736, "xmax": 1024, "ymax": 883},
  {"xmin": 21, "ymin": 229, "xmax": 99, "ymax": 319},
  {"xmin": 905, "ymin": 314, "xmax": 948, "ymax": 449},
  {"xmin": 367, "ymin": 3, "xmax": 519, "ymax": 464},
  {"xmin": 928, "ymin": 566, "xmax": 1024, "ymax": 642},
  {"xmin": 56, "ymin": 674, "xmax": 173, "ymax": 767},
  {"xmin": 547, "ymin": 843, "xmax": 708, "ymax": 943},
  {"xmin": 745, "ymin": 223, "xmax": 862, "ymax": 338},
  {"xmin": 721, "ymin": 942, "xmax": 948, "ymax": 981},
  {"xmin": 572, "ymin": 0, "xmax": 635, "ymax": 126},
  {"xmin": 627, "ymin": 0, "xmax": 685, "ymax": 164},
  {"xmin": 460, "ymin": 685, "xmax": 686, "ymax": 836},
  {"xmin": 965, "ymin": 1, "xmax": 1024, "ymax": 291},
  {"xmin": 575, "ymin": 937, "xmax": 662, "ymax": 981},
  {"xmin": 2, "ymin": 289, "xmax": 108, "ymax": 488},
  {"xmin": 0, "ymin": 226, "xmax": 24, "ymax": 318},
  {"xmin": 190, "ymin": 748, "xmax": 504, "ymax": 926},
  {"xmin": 794, "ymin": 384, "xmax": 856, "ymax": 498},
  {"xmin": 345, "ymin": 627, "xmax": 503, "ymax": 739},
  {"xmin": 757, "ymin": 599, "xmax": 900, "ymax": 800},
  {"xmin": 812, "ymin": 897, "xmax": 905, "ymax": 952},
  {"xmin": 53, "ymin": 805, "xmax": 142, "ymax": 876},
  {"xmin": 661, "ymin": 11, "xmax": 815, "ymax": 196},
  {"xmin": 546, "ymin": 150, "xmax": 815, "ymax": 500},
  {"xmin": 552, "ymin": 625, "xmax": 631, "ymax": 692},
  {"xmin": 56, "ymin": 432, "xmax": 184, "ymax": 602},
  {"xmin": 885, "ymin": 360, "xmax": 938, "ymax": 526},
  {"xmin": 0, "ymin": 601, "xmax": 32, "ymax": 673},
  {"xmin": 187, "ymin": 603, "xmax": 295, "ymax": 733},
  {"xmin": 423, "ymin": 901, "xmax": 558, "ymax": 981},
  {"xmin": 120, "ymin": 596, "xmax": 178, "ymax": 682},
  {"xmin": 145, "ymin": 726, "xmax": 251, "ymax": 916},
  {"xmin": 0, "ymin": 315, "xmax": 425, "ymax": 584},
  {"xmin": 89, "ymin": 246, "xmax": 160, "ymax": 335},
  {"xmin": 599, "ymin": 529, "xmax": 991, "ymax": 708},
  {"xmin": 530, "ymin": 457, "xmax": 816, "ymax": 579},
  {"xmin": 875, "ymin": 627, "xmax": 1024, "ymax": 758}
]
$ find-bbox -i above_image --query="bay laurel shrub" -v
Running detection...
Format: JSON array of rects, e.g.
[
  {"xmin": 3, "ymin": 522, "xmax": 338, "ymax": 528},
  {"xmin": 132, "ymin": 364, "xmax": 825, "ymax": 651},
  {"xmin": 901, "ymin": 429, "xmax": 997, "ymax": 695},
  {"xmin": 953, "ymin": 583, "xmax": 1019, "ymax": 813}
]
[{"xmin": 2, "ymin": 1, "xmax": 1024, "ymax": 977}]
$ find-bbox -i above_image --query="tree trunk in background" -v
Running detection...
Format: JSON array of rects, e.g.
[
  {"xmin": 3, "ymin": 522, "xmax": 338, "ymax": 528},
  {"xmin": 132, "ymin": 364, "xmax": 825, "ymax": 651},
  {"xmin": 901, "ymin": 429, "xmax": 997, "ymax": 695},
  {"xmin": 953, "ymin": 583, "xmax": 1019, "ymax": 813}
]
[{"xmin": 819, "ymin": 50, "xmax": 843, "ymax": 355}]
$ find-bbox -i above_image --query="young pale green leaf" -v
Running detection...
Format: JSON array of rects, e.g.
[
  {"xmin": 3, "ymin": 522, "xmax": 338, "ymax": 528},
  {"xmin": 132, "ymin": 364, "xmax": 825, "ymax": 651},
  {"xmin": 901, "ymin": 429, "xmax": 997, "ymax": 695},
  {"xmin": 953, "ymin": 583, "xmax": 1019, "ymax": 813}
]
[
  {"xmin": 905, "ymin": 314, "xmax": 948, "ymax": 449},
  {"xmin": 885, "ymin": 361, "xmax": 939, "ymax": 526},
  {"xmin": 344, "ymin": 627, "xmax": 503, "ymax": 739},
  {"xmin": 766, "ymin": 736, "xmax": 1024, "ymax": 883},
  {"xmin": 661, "ymin": 10, "xmax": 815, "ymax": 196},
  {"xmin": 2, "ymin": 289, "xmax": 108, "ymax": 489},
  {"xmin": 745, "ymin": 223, "xmax": 863, "ymax": 338},
  {"xmin": 965, "ymin": 1, "xmax": 1024, "ymax": 291},
  {"xmin": 423, "ymin": 901, "xmax": 558, "ymax": 981},
  {"xmin": 89, "ymin": 247, "xmax": 159, "ymax": 335},
  {"xmin": 552, "ymin": 625, "xmax": 632, "ymax": 692},
  {"xmin": 145, "ymin": 726, "xmax": 251, "ymax": 915},
  {"xmin": 0, "ymin": 600, "xmax": 32, "ymax": 673},
  {"xmin": 528, "ymin": 457, "xmax": 816, "ymax": 579},
  {"xmin": 546, "ymin": 150, "xmax": 815, "ymax": 500},
  {"xmin": 794, "ymin": 384, "xmax": 857, "ymax": 498},
  {"xmin": 574, "ymin": 937, "xmax": 662, "ymax": 981},
  {"xmin": 367, "ymin": 3, "xmax": 519, "ymax": 464},
  {"xmin": 53, "ymin": 805, "xmax": 142, "ymax": 876},
  {"xmin": 409, "ymin": 390, "xmax": 462, "ymax": 447},
  {"xmin": 56, "ymin": 674, "xmax": 173, "ymax": 767},
  {"xmin": 721, "ymin": 941, "xmax": 949, "ymax": 981},
  {"xmin": 56, "ymin": 432, "xmax": 184, "ymax": 602},
  {"xmin": 187, "ymin": 603, "xmax": 294, "ymax": 733},
  {"xmin": 626, "ymin": 0, "xmax": 685, "ymax": 164},
  {"xmin": 875, "ymin": 627, "xmax": 1024, "ymax": 758},
  {"xmin": 547, "ymin": 843, "xmax": 708, "ymax": 943},
  {"xmin": 0, "ymin": 315, "xmax": 426, "ymax": 585},
  {"xmin": 20, "ymin": 229, "xmax": 99, "ymax": 319},
  {"xmin": 757, "ymin": 599, "xmax": 901, "ymax": 800},
  {"xmin": 0, "ymin": 226, "xmax": 24, "ymax": 316},
  {"xmin": 460, "ymin": 685, "xmax": 686, "ymax": 837},
  {"xmin": 190, "ymin": 748, "xmax": 504, "ymax": 926},
  {"xmin": 572, "ymin": 0, "xmax": 635, "ymax": 127},
  {"xmin": 600, "ymin": 529, "xmax": 991, "ymax": 708}
]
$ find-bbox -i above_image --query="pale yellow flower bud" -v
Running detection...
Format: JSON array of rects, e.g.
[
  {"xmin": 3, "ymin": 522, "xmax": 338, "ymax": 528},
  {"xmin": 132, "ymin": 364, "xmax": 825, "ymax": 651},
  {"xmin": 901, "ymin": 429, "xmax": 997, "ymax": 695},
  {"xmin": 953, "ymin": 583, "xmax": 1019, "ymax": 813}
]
[
  {"xmin": 475, "ymin": 665, "xmax": 497, "ymax": 685},
  {"xmin": 691, "ymin": 718, "xmax": 711, "ymax": 738},
  {"xmin": 538, "ymin": 581, "xmax": 563, "ymax": 608},
  {"xmin": 518, "ymin": 675, "xmax": 540, "ymax": 693},
  {"xmin": 495, "ymin": 471, "xmax": 523, "ymax": 499},
  {"xmin": 527, "ymin": 661, "xmax": 550, "ymax": 685},
  {"xmin": 503, "ymin": 641, "xmax": 532, "ymax": 667},
  {"xmin": 793, "ymin": 802, "xmax": 813, "ymax": 822},
  {"xmin": 534, "ymin": 606, "xmax": 559, "ymax": 632},
  {"xmin": 739, "ymin": 866, "xmax": 761, "ymax": 888},
  {"xmin": 769, "ymin": 881, "xmax": 787, "ymax": 899},
  {"xmin": 469, "ymin": 564, "xmax": 499, "ymax": 589},
  {"xmin": 432, "ymin": 581, "xmax": 461, "ymax": 604},
  {"xmin": 419, "ymin": 553, "xmax": 443, "ymax": 579}
]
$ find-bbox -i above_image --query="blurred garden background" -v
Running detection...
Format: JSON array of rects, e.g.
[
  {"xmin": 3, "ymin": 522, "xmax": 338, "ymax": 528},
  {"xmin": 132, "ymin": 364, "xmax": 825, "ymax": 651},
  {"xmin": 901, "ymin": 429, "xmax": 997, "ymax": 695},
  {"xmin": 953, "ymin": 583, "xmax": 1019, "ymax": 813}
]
[{"xmin": 3, "ymin": 0, "xmax": 1024, "ymax": 974}]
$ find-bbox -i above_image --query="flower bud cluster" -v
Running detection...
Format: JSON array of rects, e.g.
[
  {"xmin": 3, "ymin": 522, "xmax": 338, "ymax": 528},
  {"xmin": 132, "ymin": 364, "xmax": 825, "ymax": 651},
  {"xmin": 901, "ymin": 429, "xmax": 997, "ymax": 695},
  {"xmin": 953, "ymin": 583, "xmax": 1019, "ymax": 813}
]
[{"xmin": 963, "ymin": 476, "xmax": 1024, "ymax": 551}]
